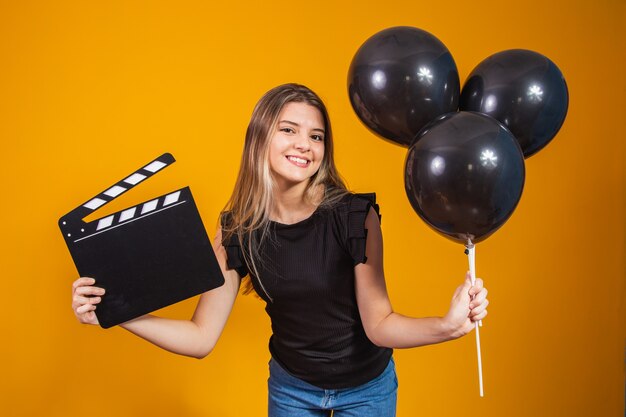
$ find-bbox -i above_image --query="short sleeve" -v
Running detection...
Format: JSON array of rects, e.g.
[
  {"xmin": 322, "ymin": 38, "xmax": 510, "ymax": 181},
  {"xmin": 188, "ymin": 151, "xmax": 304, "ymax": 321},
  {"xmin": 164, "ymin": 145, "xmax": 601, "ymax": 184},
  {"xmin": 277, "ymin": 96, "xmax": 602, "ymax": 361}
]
[
  {"xmin": 220, "ymin": 212, "xmax": 249, "ymax": 278},
  {"xmin": 346, "ymin": 193, "xmax": 380, "ymax": 265}
]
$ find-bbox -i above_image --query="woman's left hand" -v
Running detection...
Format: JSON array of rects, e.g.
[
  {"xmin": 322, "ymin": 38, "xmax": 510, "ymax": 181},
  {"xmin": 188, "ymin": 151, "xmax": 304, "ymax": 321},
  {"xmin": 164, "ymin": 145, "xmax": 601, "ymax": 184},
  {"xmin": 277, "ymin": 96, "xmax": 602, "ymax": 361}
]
[{"xmin": 443, "ymin": 272, "xmax": 489, "ymax": 339}]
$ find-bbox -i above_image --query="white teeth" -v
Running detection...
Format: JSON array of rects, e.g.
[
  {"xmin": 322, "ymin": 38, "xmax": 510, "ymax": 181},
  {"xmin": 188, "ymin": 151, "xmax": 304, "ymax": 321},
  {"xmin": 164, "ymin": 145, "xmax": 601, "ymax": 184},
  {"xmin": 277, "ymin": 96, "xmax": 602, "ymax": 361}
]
[{"xmin": 287, "ymin": 156, "xmax": 309, "ymax": 164}]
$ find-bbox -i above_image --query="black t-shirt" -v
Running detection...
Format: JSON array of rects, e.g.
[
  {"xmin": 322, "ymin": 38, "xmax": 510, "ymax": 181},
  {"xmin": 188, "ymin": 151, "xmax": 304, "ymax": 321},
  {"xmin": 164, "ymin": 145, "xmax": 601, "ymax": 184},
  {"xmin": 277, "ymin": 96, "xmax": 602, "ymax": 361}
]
[{"xmin": 222, "ymin": 193, "xmax": 392, "ymax": 389}]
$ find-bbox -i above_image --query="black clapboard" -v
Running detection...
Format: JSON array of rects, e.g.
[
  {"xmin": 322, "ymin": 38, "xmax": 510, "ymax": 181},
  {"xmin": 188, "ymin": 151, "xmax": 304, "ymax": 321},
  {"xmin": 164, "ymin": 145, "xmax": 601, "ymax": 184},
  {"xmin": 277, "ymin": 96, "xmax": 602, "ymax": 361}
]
[{"xmin": 59, "ymin": 153, "xmax": 224, "ymax": 328}]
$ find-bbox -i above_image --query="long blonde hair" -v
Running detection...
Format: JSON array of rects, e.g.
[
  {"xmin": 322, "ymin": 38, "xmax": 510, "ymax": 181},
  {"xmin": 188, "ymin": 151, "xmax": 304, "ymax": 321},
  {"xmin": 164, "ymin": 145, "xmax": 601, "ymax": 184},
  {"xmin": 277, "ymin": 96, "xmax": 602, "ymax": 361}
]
[{"xmin": 221, "ymin": 83, "xmax": 348, "ymax": 296}]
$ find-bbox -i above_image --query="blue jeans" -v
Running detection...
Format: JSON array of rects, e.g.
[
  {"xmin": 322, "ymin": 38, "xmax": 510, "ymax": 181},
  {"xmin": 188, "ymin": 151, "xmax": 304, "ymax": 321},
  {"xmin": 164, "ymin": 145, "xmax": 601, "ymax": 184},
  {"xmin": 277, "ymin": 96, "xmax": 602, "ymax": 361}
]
[{"xmin": 268, "ymin": 357, "xmax": 398, "ymax": 417}]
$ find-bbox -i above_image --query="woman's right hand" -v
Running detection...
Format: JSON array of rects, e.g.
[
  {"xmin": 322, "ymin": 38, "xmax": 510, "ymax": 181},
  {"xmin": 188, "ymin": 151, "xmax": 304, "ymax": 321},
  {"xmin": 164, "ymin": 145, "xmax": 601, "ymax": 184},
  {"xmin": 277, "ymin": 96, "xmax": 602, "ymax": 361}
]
[{"xmin": 71, "ymin": 277, "xmax": 105, "ymax": 325}]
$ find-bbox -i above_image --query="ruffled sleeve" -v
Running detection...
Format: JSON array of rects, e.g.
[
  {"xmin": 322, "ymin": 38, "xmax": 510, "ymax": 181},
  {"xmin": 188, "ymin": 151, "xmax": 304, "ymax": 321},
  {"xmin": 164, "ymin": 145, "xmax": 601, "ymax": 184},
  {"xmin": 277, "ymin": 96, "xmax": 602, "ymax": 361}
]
[
  {"xmin": 220, "ymin": 212, "xmax": 249, "ymax": 278},
  {"xmin": 346, "ymin": 193, "xmax": 380, "ymax": 265}
]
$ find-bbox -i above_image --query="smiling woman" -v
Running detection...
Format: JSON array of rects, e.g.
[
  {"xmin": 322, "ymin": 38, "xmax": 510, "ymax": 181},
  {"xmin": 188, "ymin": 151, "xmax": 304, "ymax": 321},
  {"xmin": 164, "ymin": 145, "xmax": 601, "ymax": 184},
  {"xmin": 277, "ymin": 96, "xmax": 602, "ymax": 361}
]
[{"xmin": 71, "ymin": 83, "xmax": 489, "ymax": 417}]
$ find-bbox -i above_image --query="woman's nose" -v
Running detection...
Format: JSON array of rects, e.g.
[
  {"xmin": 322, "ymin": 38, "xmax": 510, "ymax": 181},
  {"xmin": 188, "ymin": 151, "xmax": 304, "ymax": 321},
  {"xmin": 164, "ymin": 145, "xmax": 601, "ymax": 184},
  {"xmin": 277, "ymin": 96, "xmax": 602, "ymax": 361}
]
[{"xmin": 293, "ymin": 132, "xmax": 310, "ymax": 151}]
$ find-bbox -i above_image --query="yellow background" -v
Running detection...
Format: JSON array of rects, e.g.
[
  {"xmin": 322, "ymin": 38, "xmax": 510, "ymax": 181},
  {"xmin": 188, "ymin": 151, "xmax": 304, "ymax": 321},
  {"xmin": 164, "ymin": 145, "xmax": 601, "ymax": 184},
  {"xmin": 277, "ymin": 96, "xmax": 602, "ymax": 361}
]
[{"xmin": 1, "ymin": 1, "xmax": 624, "ymax": 416}]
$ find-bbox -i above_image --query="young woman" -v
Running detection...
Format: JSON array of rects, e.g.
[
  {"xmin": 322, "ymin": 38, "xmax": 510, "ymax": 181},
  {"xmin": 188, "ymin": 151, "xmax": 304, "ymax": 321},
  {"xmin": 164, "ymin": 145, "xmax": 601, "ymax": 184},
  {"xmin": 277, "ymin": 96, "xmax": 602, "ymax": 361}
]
[{"xmin": 72, "ymin": 83, "xmax": 488, "ymax": 417}]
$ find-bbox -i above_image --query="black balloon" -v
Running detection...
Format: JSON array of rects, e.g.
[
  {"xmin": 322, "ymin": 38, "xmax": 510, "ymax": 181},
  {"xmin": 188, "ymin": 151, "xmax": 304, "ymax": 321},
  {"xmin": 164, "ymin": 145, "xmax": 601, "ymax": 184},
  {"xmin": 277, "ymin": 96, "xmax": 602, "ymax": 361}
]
[
  {"xmin": 405, "ymin": 112, "xmax": 525, "ymax": 244},
  {"xmin": 460, "ymin": 49, "xmax": 568, "ymax": 158},
  {"xmin": 348, "ymin": 26, "xmax": 460, "ymax": 146}
]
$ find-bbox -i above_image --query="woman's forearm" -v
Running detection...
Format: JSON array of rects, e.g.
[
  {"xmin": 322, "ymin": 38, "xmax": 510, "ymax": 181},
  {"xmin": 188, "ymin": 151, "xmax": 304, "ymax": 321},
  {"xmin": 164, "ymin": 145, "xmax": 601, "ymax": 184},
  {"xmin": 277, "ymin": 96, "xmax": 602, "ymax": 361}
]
[
  {"xmin": 118, "ymin": 271, "xmax": 240, "ymax": 359},
  {"xmin": 368, "ymin": 312, "xmax": 459, "ymax": 349},
  {"xmin": 120, "ymin": 315, "xmax": 215, "ymax": 359}
]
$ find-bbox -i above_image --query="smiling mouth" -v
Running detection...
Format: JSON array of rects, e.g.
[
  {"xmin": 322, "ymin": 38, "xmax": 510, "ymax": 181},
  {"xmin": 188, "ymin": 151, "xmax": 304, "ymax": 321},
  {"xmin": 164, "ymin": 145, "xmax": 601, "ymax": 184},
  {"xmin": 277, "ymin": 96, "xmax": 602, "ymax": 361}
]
[{"xmin": 286, "ymin": 155, "xmax": 311, "ymax": 167}]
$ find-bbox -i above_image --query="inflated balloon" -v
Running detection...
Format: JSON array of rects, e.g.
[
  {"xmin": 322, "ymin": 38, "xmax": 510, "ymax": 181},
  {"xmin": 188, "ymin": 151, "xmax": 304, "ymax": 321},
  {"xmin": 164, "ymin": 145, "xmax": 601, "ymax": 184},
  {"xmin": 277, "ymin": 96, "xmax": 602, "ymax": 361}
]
[
  {"xmin": 348, "ymin": 26, "xmax": 460, "ymax": 146},
  {"xmin": 405, "ymin": 112, "xmax": 525, "ymax": 244},
  {"xmin": 460, "ymin": 49, "xmax": 568, "ymax": 158}
]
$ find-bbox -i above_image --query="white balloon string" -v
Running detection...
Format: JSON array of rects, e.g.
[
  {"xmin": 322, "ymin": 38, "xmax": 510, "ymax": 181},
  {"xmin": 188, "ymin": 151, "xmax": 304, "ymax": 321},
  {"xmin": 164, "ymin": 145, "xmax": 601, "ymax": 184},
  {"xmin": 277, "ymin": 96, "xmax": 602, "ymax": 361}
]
[
  {"xmin": 466, "ymin": 241, "xmax": 484, "ymax": 397},
  {"xmin": 475, "ymin": 319, "xmax": 484, "ymax": 397}
]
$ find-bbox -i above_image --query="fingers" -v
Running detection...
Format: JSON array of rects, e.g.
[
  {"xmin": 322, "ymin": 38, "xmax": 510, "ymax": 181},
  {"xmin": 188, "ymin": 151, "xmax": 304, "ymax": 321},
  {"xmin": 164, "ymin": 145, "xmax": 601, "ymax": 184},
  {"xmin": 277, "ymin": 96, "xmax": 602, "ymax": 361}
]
[
  {"xmin": 74, "ymin": 285, "xmax": 106, "ymax": 297},
  {"xmin": 448, "ymin": 274, "xmax": 490, "ymax": 335},
  {"xmin": 467, "ymin": 276, "xmax": 488, "ymax": 322},
  {"xmin": 76, "ymin": 302, "xmax": 97, "ymax": 315},
  {"xmin": 468, "ymin": 278, "xmax": 487, "ymax": 307},
  {"xmin": 72, "ymin": 277, "xmax": 95, "ymax": 291},
  {"xmin": 470, "ymin": 296, "xmax": 489, "ymax": 312},
  {"xmin": 78, "ymin": 311, "xmax": 98, "ymax": 324},
  {"xmin": 468, "ymin": 277, "xmax": 484, "ymax": 296},
  {"xmin": 72, "ymin": 277, "xmax": 104, "ymax": 325},
  {"xmin": 471, "ymin": 308, "xmax": 488, "ymax": 322},
  {"xmin": 74, "ymin": 299, "xmax": 100, "ymax": 325},
  {"xmin": 470, "ymin": 287, "xmax": 488, "ymax": 306},
  {"xmin": 466, "ymin": 276, "xmax": 484, "ymax": 308},
  {"xmin": 76, "ymin": 309, "xmax": 99, "ymax": 325},
  {"xmin": 469, "ymin": 295, "xmax": 489, "ymax": 324},
  {"xmin": 73, "ymin": 295, "xmax": 102, "ymax": 307}
]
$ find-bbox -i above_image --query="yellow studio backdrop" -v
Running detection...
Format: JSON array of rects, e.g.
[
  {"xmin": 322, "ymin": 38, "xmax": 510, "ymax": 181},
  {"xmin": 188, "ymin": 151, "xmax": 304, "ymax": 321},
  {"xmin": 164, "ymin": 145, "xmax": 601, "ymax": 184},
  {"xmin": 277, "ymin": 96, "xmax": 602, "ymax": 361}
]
[{"xmin": 1, "ymin": 1, "xmax": 624, "ymax": 416}]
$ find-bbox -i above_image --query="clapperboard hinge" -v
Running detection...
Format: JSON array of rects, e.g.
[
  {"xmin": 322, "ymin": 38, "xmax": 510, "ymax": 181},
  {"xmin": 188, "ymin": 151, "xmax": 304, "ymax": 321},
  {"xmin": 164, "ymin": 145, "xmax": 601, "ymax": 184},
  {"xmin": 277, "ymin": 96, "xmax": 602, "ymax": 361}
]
[{"xmin": 59, "ymin": 153, "xmax": 179, "ymax": 241}]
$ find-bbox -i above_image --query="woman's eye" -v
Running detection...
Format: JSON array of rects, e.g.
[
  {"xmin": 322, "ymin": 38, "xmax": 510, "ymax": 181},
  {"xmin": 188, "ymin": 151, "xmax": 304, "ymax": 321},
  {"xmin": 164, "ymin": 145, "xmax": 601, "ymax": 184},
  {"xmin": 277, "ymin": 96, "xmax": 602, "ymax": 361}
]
[
  {"xmin": 280, "ymin": 127, "xmax": 295, "ymax": 133},
  {"xmin": 311, "ymin": 135, "xmax": 324, "ymax": 142}
]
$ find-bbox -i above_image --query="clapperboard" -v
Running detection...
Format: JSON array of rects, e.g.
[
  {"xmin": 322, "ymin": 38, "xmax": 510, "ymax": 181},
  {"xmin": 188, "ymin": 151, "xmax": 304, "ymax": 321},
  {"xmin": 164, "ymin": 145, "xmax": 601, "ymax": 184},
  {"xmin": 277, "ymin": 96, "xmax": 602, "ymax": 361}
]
[{"xmin": 59, "ymin": 153, "xmax": 224, "ymax": 328}]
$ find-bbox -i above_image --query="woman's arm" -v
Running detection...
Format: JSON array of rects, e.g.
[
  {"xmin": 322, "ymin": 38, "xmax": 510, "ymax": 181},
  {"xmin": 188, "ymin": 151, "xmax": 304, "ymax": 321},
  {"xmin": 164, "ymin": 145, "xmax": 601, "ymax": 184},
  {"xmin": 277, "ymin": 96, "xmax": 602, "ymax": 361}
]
[
  {"xmin": 355, "ymin": 208, "xmax": 489, "ymax": 349},
  {"xmin": 71, "ymin": 228, "xmax": 241, "ymax": 359}
]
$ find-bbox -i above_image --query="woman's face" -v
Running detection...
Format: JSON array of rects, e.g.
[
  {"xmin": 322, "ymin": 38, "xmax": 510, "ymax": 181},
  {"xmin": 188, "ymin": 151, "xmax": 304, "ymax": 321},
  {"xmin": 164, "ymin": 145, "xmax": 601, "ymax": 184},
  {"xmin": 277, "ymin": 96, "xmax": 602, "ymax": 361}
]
[{"xmin": 268, "ymin": 102, "xmax": 325, "ymax": 190}]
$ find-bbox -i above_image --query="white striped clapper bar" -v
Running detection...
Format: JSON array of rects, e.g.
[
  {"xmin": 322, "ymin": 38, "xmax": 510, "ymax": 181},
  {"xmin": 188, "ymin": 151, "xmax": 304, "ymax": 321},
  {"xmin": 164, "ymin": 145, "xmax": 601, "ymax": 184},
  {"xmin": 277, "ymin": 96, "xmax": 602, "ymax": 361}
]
[{"xmin": 59, "ymin": 153, "xmax": 224, "ymax": 328}]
